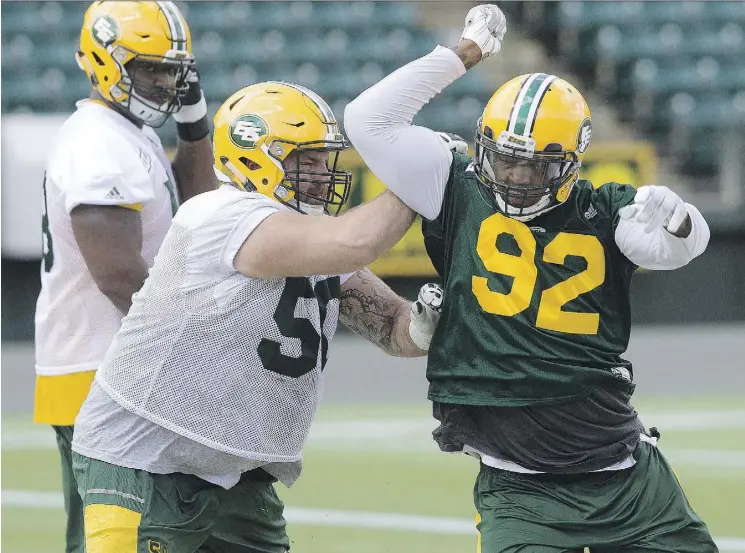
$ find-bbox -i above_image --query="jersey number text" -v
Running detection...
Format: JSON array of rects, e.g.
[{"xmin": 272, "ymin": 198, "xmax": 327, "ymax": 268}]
[
  {"xmin": 41, "ymin": 173, "xmax": 55, "ymax": 273},
  {"xmin": 472, "ymin": 212, "xmax": 605, "ymax": 335},
  {"xmin": 258, "ymin": 277, "xmax": 338, "ymax": 378}
]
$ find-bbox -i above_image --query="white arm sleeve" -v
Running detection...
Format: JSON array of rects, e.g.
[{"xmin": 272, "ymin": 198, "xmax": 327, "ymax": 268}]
[
  {"xmin": 344, "ymin": 46, "xmax": 467, "ymax": 220},
  {"xmin": 615, "ymin": 203, "xmax": 710, "ymax": 270}
]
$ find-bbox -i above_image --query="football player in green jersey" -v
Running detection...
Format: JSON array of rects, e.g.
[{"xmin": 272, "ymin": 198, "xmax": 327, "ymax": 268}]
[{"xmin": 345, "ymin": 4, "xmax": 716, "ymax": 552}]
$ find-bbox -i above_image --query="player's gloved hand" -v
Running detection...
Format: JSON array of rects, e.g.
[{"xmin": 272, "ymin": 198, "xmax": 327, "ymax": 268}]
[
  {"xmin": 618, "ymin": 185, "xmax": 689, "ymax": 235},
  {"xmin": 408, "ymin": 283, "xmax": 444, "ymax": 351},
  {"xmin": 173, "ymin": 65, "xmax": 209, "ymax": 141},
  {"xmin": 461, "ymin": 4, "xmax": 508, "ymax": 59},
  {"xmin": 174, "ymin": 66, "xmax": 207, "ymax": 123},
  {"xmin": 436, "ymin": 131, "xmax": 469, "ymax": 154}
]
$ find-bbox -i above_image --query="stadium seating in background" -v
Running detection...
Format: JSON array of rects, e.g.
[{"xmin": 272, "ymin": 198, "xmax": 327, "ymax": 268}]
[
  {"xmin": 500, "ymin": 1, "xmax": 745, "ymax": 184},
  {"xmin": 1, "ymin": 1, "xmax": 493, "ymax": 145}
]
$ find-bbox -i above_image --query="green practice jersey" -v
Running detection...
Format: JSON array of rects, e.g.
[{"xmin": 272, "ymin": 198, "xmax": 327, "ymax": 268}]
[{"xmin": 423, "ymin": 153, "xmax": 638, "ymax": 407}]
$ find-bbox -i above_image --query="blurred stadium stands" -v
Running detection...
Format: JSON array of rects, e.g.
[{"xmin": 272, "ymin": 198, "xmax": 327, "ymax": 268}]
[
  {"xmin": 1, "ymin": 1, "xmax": 493, "ymax": 141},
  {"xmin": 500, "ymin": 1, "xmax": 745, "ymax": 195},
  {"xmin": 1, "ymin": 1, "xmax": 744, "ymax": 331},
  {"xmin": 3, "ymin": 1, "xmax": 745, "ymax": 204}
]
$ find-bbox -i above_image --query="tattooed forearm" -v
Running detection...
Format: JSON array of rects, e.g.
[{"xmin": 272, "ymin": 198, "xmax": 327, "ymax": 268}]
[
  {"xmin": 449, "ymin": 39, "xmax": 483, "ymax": 70},
  {"xmin": 339, "ymin": 286, "xmax": 397, "ymax": 352},
  {"xmin": 339, "ymin": 268, "xmax": 425, "ymax": 357}
]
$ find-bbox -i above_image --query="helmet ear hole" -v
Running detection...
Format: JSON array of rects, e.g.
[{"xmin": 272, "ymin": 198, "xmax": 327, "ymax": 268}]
[
  {"xmin": 91, "ymin": 52, "xmax": 106, "ymax": 66},
  {"xmin": 484, "ymin": 126, "xmax": 494, "ymax": 139},
  {"xmin": 545, "ymin": 143, "xmax": 563, "ymax": 152},
  {"xmin": 239, "ymin": 157, "xmax": 262, "ymax": 171}
]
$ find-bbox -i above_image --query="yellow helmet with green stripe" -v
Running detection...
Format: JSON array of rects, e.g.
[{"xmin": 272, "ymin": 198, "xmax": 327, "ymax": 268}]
[
  {"xmin": 474, "ymin": 73, "xmax": 592, "ymax": 220},
  {"xmin": 76, "ymin": 1, "xmax": 194, "ymax": 127},
  {"xmin": 213, "ymin": 81, "xmax": 352, "ymax": 216}
]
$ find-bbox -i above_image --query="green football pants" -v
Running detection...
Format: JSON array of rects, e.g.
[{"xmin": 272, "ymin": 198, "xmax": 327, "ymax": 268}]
[
  {"xmin": 72, "ymin": 452, "xmax": 290, "ymax": 553},
  {"xmin": 475, "ymin": 441, "xmax": 718, "ymax": 553},
  {"xmin": 54, "ymin": 425, "xmax": 86, "ymax": 553}
]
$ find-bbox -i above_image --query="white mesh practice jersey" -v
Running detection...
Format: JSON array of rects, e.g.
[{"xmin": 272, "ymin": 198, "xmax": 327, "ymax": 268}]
[
  {"xmin": 35, "ymin": 100, "xmax": 178, "ymax": 376},
  {"xmin": 95, "ymin": 185, "xmax": 343, "ymax": 462}
]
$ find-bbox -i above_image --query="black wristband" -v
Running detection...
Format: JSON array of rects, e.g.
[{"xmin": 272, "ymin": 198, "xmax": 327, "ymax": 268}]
[{"xmin": 176, "ymin": 116, "xmax": 210, "ymax": 142}]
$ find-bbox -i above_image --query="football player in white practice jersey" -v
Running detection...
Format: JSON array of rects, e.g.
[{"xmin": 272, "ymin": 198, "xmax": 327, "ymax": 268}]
[
  {"xmin": 70, "ymin": 81, "xmax": 443, "ymax": 553},
  {"xmin": 33, "ymin": 3, "xmax": 213, "ymax": 552}
]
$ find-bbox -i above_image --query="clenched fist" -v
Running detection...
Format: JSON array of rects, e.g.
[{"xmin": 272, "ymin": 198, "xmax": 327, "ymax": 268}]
[
  {"xmin": 461, "ymin": 4, "xmax": 507, "ymax": 59},
  {"xmin": 408, "ymin": 283, "xmax": 444, "ymax": 351}
]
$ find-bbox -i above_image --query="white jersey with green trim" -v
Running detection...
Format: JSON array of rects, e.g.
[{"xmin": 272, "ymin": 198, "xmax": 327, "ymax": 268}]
[{"xmin": 35, "ymin": 99, "xmax": 178, "ymax": 377}]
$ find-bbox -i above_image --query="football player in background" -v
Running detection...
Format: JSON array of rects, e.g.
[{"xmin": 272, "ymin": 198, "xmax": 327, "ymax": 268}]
[
  {"xmin": 34, "ymin": 3, "xmax": 213, "ymax": 552},
  {"xmin": 70, "ymin": 81, "xmax": 443, "ymax": 553},
  {"xmin": 344, "ymin": 4, "xmax": 716, "ymax": 552}
]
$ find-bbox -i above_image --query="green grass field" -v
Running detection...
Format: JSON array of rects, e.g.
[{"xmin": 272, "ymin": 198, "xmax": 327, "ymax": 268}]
[{"xmin": 3, "ymin": 396, "xmax": 745, "ymax": 553}]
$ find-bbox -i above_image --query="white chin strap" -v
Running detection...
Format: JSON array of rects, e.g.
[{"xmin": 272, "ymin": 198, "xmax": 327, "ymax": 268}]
[
  {"xmin": 128, "ymin": 92, "xmax": 171, "ymax": 127},
  {"xmin": 494, "ymin": 192, "xmax": 555, "ymax": 222},
  {"xmin": 298, "ymin": 202, "xmax": 327, "ymax": 217}
]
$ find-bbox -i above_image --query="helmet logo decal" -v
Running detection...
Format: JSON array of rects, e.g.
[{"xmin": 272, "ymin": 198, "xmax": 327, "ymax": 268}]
[
  {"xmin": 577, "ymin": 118, "xmax": 592, "ymax": 154},
  {"xmin": 229, "ymin": 115, "xmax": 268, "ymax": 149},
  {"xmin": 91, "ymin": 15, "xmax": 119, "ymax": 47}
]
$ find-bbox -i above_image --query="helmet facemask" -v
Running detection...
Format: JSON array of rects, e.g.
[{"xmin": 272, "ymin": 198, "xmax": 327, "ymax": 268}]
[
  {"xmin": 217, "ymin": 139, "xmax": 352, "ymax": 217},
  {"xmin": 474, "ymin": 124, "xmax": 580, "ymax": 221},
  {"xmin": 277, "ymin": 141, "xmax": 352, "ymax": 217},
  {"xmin": 111, "ymin": 46, "xmax": 193, "ymax": 127}
]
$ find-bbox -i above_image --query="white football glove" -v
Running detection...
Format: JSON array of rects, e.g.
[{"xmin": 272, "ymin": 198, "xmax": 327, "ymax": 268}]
[
  {"xmin": 408, "ymin": 283, "xmax": 444, "ymax": 351},
  {"xmin": 461, "ymin": 4, "xmax": 508, "ymax": 59},
  {"xmin": 436, "ymin": 131, "xmax": 469, "ymax": 154},
  {"xmin": 618, "ymin": 185, "xmax": 689, "ymax": 234}
]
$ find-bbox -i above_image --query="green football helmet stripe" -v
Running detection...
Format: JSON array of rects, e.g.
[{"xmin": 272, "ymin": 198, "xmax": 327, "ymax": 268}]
[{"xmin": 509, "ymin": 73, "xmax": 556, "ymax": 137}]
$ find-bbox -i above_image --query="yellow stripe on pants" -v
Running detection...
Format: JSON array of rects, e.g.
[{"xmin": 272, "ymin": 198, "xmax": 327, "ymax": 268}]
[
  {"xmin": 84, "ymin": 504, "xmax": 141, "ymax": 553},
  {"xmin": 476, "ymin": 513, "xmax": 481, "ymax": 553}
]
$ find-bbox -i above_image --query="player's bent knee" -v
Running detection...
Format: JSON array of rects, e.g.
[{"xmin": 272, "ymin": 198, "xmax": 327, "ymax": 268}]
[{"xmin": 84, "ymin": 504, "xmax": 141, "ymax": 553}]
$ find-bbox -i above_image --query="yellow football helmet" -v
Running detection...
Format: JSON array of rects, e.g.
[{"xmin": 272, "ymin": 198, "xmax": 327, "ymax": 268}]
[
  {"xmin": 474, "ymin": 73, "xmax": 592, "ymax": 220},
  {"xmin": 76, "ymin": 1, "xmax": 194, "ymax": 127},
  {"xmin": 213, "ymin": 81, "xmax": 352, "ymax": 216}
]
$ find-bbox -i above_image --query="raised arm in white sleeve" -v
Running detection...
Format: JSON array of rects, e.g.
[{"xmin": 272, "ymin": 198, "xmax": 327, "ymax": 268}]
[
  {"xmin": 344, "ymin": 5, "xmax": 506, "ymax": 219},
  {"xmin": 615, "ymin": 203, "xmax": 710, "ymax": 270},
  {"xmin": 344, "ymin": 46, "xmax": 467, "ymax": 220}
]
